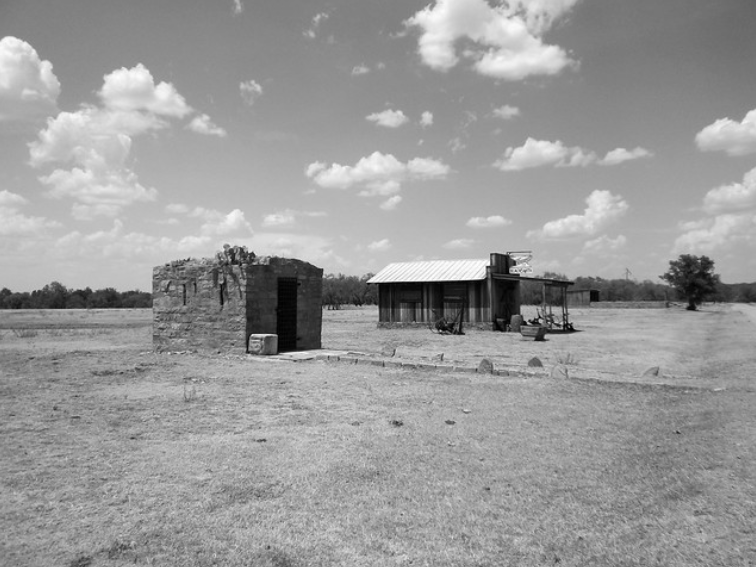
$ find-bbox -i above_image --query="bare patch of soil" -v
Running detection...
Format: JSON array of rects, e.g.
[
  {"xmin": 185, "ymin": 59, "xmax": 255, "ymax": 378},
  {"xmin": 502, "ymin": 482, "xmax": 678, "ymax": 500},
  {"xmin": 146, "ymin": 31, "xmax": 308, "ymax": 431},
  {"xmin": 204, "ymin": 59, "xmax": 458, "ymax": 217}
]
[{"xmin": 0, "ymin": 305, "xmax": 754, "ymax": 566}]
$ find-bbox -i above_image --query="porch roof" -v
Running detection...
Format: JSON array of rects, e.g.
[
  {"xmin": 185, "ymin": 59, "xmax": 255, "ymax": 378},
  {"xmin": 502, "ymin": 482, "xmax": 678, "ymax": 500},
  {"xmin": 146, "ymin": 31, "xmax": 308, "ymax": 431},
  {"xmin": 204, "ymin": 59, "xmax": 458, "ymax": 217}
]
[{"xmin": 367, "ymin": 259, "xmax": 490, "ymax": 284}]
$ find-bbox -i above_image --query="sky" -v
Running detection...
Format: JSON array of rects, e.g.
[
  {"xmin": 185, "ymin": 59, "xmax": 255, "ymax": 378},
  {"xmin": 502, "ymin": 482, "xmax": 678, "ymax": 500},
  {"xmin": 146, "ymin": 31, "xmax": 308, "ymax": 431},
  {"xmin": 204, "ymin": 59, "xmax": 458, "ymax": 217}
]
[{"xmin": 2, "ymin": 0, "xmax": 756, "ymax": 292}]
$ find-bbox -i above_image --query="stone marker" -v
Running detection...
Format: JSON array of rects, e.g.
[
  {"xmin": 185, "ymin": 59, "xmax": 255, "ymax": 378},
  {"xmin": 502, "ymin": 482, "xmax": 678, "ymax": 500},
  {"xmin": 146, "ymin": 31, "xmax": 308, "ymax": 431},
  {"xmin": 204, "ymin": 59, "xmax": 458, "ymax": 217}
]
[
  {"xmin": 510, "ymin": 314, "xmax": 523, "ymax": 333},
  {"xmin": 528, "ymin": 356, "xmax": 543, "ymax": 367},
  {"xmin": 381, "ymin": 345, "xmax": 397, "ymax": 357},
  {"xmin": 642, "ymin": 366, "xmax": 660, "ymax": 377},
  {"xmin": 478, "ymin": 358, "xmax": 494, "ymax": 374},
  {"xmin": 248, "ymin": 334, "xmax": 278, "ymax": 355}
]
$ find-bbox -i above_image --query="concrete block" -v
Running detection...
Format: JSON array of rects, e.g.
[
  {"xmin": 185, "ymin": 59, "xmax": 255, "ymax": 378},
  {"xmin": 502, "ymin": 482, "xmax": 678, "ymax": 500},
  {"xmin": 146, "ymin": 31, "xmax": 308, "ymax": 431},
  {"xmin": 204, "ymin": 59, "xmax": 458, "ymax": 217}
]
[{"xmin": 247, "ymin": 334, "xmax": 278, "ymax": 355}]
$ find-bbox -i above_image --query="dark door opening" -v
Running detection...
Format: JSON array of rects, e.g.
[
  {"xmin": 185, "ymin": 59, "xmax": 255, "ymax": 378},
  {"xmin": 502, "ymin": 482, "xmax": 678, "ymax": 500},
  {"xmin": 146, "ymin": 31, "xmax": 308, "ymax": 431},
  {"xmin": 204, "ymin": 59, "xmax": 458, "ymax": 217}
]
[{"xmin": 277, "ymin": 277, "xmax": 298, "ymax": 352}]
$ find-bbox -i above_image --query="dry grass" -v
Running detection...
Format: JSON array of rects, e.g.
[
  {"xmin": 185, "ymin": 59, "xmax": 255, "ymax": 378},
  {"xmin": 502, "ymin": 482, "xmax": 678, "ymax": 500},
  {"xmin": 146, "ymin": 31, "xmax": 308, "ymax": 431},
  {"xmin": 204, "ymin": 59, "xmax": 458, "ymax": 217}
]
[{"xmin": 0, "ymin": 306, "xmax": 755, "ymax": 566}]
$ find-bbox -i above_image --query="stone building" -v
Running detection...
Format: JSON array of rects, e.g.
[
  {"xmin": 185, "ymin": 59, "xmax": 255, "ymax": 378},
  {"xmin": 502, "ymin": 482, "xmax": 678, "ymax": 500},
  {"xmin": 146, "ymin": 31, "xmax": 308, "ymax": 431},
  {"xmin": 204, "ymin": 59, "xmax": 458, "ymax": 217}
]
[{"xmin": 153, "ymin": 246, "xmax": 323, "ymax": 354}]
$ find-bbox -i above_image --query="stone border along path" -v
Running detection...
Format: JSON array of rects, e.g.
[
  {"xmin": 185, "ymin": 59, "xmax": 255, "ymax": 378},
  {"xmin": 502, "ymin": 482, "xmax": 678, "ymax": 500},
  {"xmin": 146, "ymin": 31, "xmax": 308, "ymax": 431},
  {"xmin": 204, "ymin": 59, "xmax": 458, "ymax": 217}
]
[{"xmin": 268, "ymin": 349, "xmax": 554, "ymax": 379}]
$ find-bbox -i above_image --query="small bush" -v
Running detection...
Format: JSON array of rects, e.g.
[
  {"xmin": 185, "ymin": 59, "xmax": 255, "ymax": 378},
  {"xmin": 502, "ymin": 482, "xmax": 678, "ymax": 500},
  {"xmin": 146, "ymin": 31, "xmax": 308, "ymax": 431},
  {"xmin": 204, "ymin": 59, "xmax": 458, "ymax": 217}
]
[
  {"xmin": 11, "ymin": 328, "xmax": 38, "ymax": 338},
  {"xmin": 556, "ymin": 352, "xmax": 578, "ymax": 366}
]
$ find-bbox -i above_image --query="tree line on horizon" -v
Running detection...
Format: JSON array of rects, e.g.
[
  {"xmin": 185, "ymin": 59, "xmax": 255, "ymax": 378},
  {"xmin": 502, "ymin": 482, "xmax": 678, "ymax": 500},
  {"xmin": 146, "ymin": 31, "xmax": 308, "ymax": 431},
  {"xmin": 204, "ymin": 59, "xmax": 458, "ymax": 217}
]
[
  {"xmin": 0, "ymin": 282, "xmax": 151, "ymax": 310},
  {"xmin": 2, "ymin": 258, "xmax": 754, "ymax": 310}
]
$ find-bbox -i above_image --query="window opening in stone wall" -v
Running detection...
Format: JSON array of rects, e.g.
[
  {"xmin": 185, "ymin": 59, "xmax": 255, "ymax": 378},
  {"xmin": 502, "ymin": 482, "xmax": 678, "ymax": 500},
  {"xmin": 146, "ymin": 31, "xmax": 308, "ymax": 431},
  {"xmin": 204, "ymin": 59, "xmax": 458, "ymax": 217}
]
[
  {"xmin": 182, "ymin": 284, "xmax": 187, "ymax": 306},
  {"xmin": 219, "ymin": 282, "xmax": 226, "ymax": 306}
]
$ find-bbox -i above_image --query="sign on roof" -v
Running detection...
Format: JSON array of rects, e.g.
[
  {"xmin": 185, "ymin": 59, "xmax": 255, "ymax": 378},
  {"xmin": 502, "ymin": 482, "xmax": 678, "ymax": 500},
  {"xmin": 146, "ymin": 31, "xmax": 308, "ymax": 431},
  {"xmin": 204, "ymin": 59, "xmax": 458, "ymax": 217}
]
[{"xmin": 508, "ymin": 251, "xmax": 533, "ymax": 275}]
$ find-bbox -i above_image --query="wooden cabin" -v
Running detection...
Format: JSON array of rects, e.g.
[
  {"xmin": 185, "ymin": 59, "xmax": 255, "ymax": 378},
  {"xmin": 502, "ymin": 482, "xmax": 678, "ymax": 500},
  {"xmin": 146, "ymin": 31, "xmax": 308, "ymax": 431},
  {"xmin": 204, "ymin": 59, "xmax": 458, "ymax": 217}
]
[{"xmin": 367, "ymin": 253, "xmax": 523, "ymax": 329}]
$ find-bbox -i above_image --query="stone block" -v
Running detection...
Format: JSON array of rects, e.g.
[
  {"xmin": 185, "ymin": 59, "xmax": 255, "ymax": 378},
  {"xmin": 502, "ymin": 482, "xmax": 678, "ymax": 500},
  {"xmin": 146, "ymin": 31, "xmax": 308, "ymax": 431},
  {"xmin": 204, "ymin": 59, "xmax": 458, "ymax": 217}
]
[{"xmin": 247, "ymin": 334, "xmax": 278, "ymax": 355}]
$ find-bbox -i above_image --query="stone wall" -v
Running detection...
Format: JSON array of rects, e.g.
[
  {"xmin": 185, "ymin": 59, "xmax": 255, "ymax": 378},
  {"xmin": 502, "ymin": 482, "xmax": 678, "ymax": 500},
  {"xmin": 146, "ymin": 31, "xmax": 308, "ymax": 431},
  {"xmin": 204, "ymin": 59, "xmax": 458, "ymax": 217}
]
[
  {"xmin": 153, "ymin": 254, "xmax": 322, "ymax": 354},
  {"xmin": 245, "ymin": 257, "xmax": 323, "ymax": 351}
]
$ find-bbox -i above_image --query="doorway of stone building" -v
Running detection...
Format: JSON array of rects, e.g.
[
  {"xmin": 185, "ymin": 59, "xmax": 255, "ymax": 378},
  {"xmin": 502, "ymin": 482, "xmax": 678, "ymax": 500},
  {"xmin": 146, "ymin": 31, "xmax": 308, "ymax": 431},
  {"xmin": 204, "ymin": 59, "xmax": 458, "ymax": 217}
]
[{"xmin": 277, "ymin": 277, "xmax": 298, "ymax": 351}]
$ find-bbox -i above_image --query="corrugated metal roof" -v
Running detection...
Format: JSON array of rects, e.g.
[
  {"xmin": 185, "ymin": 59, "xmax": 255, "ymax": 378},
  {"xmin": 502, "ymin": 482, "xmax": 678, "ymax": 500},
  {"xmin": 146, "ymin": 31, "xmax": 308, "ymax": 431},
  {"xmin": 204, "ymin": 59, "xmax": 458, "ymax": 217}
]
[{"xmin": 367, "ymin": 259, "xmax": 489, "ymax": 284}]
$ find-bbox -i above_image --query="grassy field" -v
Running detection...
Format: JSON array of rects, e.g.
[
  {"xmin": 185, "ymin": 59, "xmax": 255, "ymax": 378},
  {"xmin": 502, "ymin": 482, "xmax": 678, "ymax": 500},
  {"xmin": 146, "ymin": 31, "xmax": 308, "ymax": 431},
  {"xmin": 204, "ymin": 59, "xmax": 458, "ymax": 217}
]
[{"xmin": 1, "ymin": 306, "xmax": 754, "ymax": 566}]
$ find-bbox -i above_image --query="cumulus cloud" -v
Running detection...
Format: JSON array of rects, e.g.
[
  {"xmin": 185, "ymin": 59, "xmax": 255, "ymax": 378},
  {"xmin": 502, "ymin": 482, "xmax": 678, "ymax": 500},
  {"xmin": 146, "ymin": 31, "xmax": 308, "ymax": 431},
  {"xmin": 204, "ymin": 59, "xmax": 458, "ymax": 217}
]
[
  {"xmin": 673, "ymin": 166, "xmax": 756, "ymax": 255},
  {"xmin": 582, "ymin": 234, "xmax": 627, "ymax": 254},
  {"xmin": 421, "ymin": 111, "xmax": 434, "ymax": 127},
  {"xmin": 466, "ymin": 214, "xmax": 511, "ymax": 228},
  {"xmin": 695, "ymin": 109, "xmax": 756, "ymax": 156},
  {"xmin": 0, "ymin": 189, "xmax": 60, "ymax": 235},
  {"xmin": 28, "ymin": 64, "xmax": 216, "ymax": 218},
  {"xmin": 405, "ymin": 0, "xmax": 580, "ymax": 80},
  {"xmin": 187, "ymin": 113, "xmax": 227, "ymax": 137},
  {"xmin": 99, "ymin": 64, "xmax": 192, "ymax": 117},
  {"xmin": 0, "ymin": 36, "xmax": 60, "ymax": 121},
  {"xmin": 673, "ymin": 214, "xmax": 755, "ymax": 254},
  {"xmin": 262, "ymin": 209, "xmax": 326, "ymax": 228},
  {"xmin": 495, "ymin": 138, "xmax": 651, "ymax": 171},
  {"xmin": 366, "ymin": 109, "xmax": 409, "ymax": 128},
  {"xmin": 380, "ymin": 195, "xmax": 403, "ymax": 211},
  {"xmin": 304, "ymin": 12, "xmax": 329, "ymax": 39},
  {"xmin": 184, "ymin": 206, "xmax": 254, "ymax": 237},
  {"xmin": 368, "ymin": 238, "xmax": 392, "ymax": 252},
  {"xmin": 494, "ymin": 138, "xmax": 596, "ymax": 170},
  {"xmin": 351, "ymin": 64, "xmax": 370, "ymax": 76},
  {"xmin": 240, "ymin": 79, "xmax": 263, "ymax": 106},
  {"xmin": 527, "ymin": 190, "xmax": 629, "ymax": 239},
  {"xmin": 233, "ymin": 0, "xmax": 244, "ymax": 15},
  {"xmin": 703, "ymin": 166, "xmax": 756, "ymax": 214},
  {"xmin": 443, "ymin": 238, "xmax": 475, "ymax": 250},
  {"xmin": 29, "ymin": 105, "xmax": 159, "ymax": 219},
  {"xmin": 493, "ymin": 104, "xmax": 520, "ymax": 120},
  {"xmin": 306, "ymin": 151, "xmax": 450, "ymax": 205},
  {"xmin": 599, "ymin": 146, "xmax": 652, "ymax": 166}
]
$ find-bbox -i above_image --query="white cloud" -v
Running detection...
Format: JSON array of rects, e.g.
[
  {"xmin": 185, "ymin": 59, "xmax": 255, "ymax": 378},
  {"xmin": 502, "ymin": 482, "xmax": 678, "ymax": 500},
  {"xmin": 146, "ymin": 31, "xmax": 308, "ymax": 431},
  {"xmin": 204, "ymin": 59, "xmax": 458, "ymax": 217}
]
[
  {"xmin": 205, "ymin": 209, "xmax": 253, "ymax": 236},
  {"xmin": 673, "ymin": 213, "xmax": 755, "ymax": 254},
  {"xmin": 405, "ymin": 0, "xmax": 579, "ymax": 80},
  {"xmin": 495, "ymin": 138, "xmax": 650, "ymax": 171},
  {"xmin": 305, "ymin": 12, "xmax": 329, "ymax": 39},
  {"xmin": 703, "ymin": 166, "xmax": 756, "ymax": 214},
  {"xmin": 368, "ymin": 238, "xmax": 392, "ymax": 252},
  {"xmin": 366, "ymin": 109, "xmax": 409, "ymax": 128},
  {"xmin": 599, "ymin": 146, "xmax": 653, "ymax": 166},
  {"xmin": 262, "ymin": 209, "xmax": 325, "ymax": 228},
  {"xmin": 240, "ymin": 80, "xmax": 263, "ymax": 106},
  {"xmin": 165, "ymin": 203, "xmax": 190, "ymax": 215},
  {"xmin": 351, "ymin": 64, "xmax": 370, "ymax": 76},
  {"xmin": 233, "ymin": 0, "xmax": 244, "ymax": 15},
  {"xmin": 249, "ymin": 232, "xmax": 344, "ymax": 268},
  {"xmin": 466, "ymin": 214, "xmax": 511, "ymax": 228},
  {"xmin": 582, "ymin": 234, "xmax": 627, "ymax": 254},
  {"xmin": 695, "ymin": 109, "xmax": 756, "ymax": 156},
  {"xmin": 0, "ymin": 189, "xmax": 60, "ymax": 235},
  {"xmin": 527, "ymin": 189, "xmax": 629, "ymax": 239},
  {"xmin": 443, "ymin": 238, "xmax": 475, "ymax": 250},
  {"xmin": 420, "ymin": 111, "xmax": 434, "ymax": 127},
  {"xmin": 0, "ymin": 36, "xmax": 60, "ymax": 121},
  {"xmin": 673, "ymin": 166, "xmax": 756, "ymax": 255},
  {"xmin": 184, "ymin": 206, "xmax": 254, "ymax": 237},
  {"xmin": 99, "ymin": 64, "xmax": 192, "ymax": 117},
  {"xmin": 494, "ymin": 138, "xmax": 596, "ymax": 171},
  {"xmin": 263, "ymin": 211, "xmax": 296, "ymax": 228},
  {"xmin": 449, "ymin": 137, "xmax": 466, "ymax": 153},
  {"xmin": 493, "ymin": 104, "xmax": 520, "ymax": 120},
  {"xmin": 28, "ymin": 64, "xmax": 216, "ymax": 218},
  {"xmin": 380, "ymin": 195, "xmax": 402, "ymax": 211},
  {"xmin": 306, "ymin": 151, "xmax": 450, "ymax": 202},
  {"xmin": 187, "ymin": 113, "xmax": 227, "ymax": 137}
]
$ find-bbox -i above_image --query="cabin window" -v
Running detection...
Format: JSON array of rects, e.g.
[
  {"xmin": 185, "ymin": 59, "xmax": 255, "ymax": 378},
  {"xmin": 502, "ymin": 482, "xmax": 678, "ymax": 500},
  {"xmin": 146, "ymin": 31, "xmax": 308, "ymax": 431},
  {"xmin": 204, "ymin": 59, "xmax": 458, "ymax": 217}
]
[
  {"xmin": 443, "ymin": 282, "xmax": 466, "ymax": 301},
  {"xmin": 399, "ymin": 284, "xmax": 422, "ymax": 303}
]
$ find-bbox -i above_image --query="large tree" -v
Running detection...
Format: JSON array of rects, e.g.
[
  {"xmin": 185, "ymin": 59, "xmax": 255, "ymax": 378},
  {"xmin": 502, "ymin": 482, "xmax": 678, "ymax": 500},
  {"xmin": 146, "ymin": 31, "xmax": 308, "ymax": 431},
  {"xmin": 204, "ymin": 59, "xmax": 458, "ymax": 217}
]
[{"xmin": 660, "ymin": 254, "xmax": 720, "ymax": 310}]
